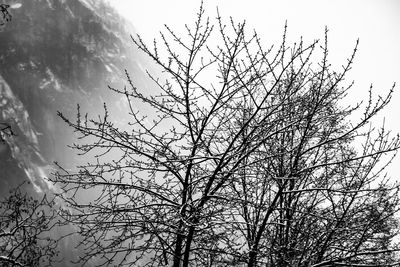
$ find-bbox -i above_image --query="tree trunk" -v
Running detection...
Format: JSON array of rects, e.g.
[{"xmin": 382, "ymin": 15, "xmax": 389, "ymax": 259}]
[
  {"xmin": 172, "ymin": 228, "xmax": 184, "ymax": 267},
  {"xmin": 182, "ymin": 225, "xmax": 196, "ymax": 267},
  {"xmin": 248, "ymin": 249, "xmax": 258, "ymax": 267}
]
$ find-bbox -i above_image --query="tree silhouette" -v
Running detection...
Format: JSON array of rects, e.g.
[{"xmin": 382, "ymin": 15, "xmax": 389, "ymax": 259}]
[
  {"xmin": 0, "ymin": 184, "xmax": 59, "ymax": 267},
  {"xmin": 0, "ymin": 122, "xmax": 13, "ymax": 143},
  {"xmin": 0, "ymin": 4, "xmax": 11, "ymax": 28},
  {"xmin": 51, "ymin": 2, "xmax": 400, "ymax": 266}
]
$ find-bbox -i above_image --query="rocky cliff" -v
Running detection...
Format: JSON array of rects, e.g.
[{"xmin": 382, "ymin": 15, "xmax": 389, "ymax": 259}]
[{"xmin": 0, "ymin": 0, "xmax": 151, "ymax": 196}]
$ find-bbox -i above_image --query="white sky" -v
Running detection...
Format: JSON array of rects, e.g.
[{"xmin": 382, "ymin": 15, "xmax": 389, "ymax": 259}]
[{"xmin": 109, "ymin": 0, "xmax": 400, "ymax": 173}]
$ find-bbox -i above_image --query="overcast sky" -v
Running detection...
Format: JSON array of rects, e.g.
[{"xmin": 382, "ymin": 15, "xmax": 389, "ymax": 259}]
[{"xmin": 109, "ymin": 0, "xmax": 400, "ymax": 174}]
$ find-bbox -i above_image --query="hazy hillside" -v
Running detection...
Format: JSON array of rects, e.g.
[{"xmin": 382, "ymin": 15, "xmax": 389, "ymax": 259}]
[{"xmin": 0, "ymin": 0, "xmax": 152, "ymax": 196}]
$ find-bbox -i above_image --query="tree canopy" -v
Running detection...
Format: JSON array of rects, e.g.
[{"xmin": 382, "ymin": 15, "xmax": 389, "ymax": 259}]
[{"xmin": 51, "ymin": 3, "xmax": 400, "ymax": 266}]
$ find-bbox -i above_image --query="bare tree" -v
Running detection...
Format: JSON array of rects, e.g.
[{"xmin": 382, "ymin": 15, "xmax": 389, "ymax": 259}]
[
  {"xmin": 217, "ymin": 31, "xmax": 400, "ymax": 266},
  {"xmin": 0, "ymin": 183, "xmax": 59, "ymax": 267},
  {"xmin": 0, "ymin": 3, "xmax": 11, "ymax": 28},
  {"xmin": 51, "ymin": 2, "xmax": 400, "ymax": 267},
  {"xmin": 0, "ymin": 122, "xmax": 13, "ymax": 143}
]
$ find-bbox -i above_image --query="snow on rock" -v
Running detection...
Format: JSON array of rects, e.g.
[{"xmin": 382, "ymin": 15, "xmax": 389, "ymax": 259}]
[
  {"xmin": 10, "ymin": 3, "xmax": 22, "ymax": 9},
  {"xmin": 0, "ymin": 75, "xmax": 49, "ymax": 192},
  {"xmin": 39, "ymin": 68, "xmax": 63, "ymax": 92}
]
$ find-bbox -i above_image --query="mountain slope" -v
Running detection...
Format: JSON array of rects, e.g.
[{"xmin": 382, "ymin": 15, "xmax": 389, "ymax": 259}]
[{"xmin": 0, "ymin": 0, "xmax": 151, "ymax": 195}]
